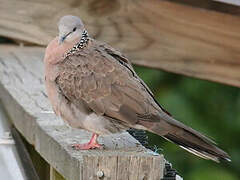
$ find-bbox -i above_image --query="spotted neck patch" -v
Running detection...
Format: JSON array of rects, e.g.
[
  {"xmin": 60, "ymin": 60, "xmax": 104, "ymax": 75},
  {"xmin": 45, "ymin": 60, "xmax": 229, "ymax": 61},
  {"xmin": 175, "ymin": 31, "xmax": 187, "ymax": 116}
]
[{"xmin": 64, "ymin": 30, "xmax": 89, "ymax": 58}]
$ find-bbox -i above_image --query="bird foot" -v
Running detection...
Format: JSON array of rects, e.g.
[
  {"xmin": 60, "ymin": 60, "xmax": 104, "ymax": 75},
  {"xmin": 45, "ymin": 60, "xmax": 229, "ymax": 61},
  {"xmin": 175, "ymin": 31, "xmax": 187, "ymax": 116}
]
[
  {"xmin": 72, "ymin": 142, "xmax": 103, "ymax": 150},
  {"xmin": 71, "ymin": 133, "xmax": 103, "ymax": 150}
]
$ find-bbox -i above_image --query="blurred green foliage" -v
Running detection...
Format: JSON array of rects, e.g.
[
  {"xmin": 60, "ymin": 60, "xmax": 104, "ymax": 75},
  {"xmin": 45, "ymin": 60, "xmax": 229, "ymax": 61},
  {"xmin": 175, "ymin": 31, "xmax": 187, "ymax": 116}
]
[{"xmin": 134, "ymin": 65, "xmax": 240, "ymax": 180}]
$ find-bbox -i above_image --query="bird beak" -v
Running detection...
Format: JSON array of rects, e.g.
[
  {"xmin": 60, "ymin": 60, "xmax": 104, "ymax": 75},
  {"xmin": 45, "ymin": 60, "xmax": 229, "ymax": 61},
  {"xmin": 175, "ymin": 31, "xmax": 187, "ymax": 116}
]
[
  {"xmin": 58, "ymin": 31, "xmax": 72, "ymax": 45},
  {"xmin": 58, "ymin": 36, "xmax": 65, "ymax": 45}
]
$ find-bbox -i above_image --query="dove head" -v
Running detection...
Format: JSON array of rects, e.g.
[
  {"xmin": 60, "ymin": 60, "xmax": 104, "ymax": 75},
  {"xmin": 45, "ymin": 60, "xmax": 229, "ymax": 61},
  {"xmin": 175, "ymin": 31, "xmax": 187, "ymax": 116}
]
[{"xmin": 58, "ymin": 15, "xmax": 85, "ymax": 44}]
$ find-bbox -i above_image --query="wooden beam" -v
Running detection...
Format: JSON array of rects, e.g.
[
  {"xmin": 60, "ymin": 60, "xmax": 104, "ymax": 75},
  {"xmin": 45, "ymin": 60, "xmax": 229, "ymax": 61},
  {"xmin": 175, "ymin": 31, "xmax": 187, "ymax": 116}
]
[
  {"xmin": 214, "ymin": 0, "xmax": 240, "ymax": 6},
  {"xmin": 11, "ymin": 127, "xmax": 40, "ymax": 180},
  {"xmin": 170, "ymin": 0, "xmax": 240, "ymax": 15},
  {"xmin": 0, "ymin": 45, "xmax": 165, "ymax": 180},
  {"xmin": 0, "ymin": 0, "xmax": 240, "ymax": 87},
  {"xmin": 50, "ymin": 167, "xmax": 65, "ymax": 180}
]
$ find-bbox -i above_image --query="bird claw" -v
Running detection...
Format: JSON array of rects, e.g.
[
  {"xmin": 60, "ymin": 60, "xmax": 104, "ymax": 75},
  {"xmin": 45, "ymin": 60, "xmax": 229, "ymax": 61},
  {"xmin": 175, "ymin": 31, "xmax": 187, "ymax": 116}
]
[{"xmin": 71, "ymin": 142, "xmax": 104, "ymax": 150}]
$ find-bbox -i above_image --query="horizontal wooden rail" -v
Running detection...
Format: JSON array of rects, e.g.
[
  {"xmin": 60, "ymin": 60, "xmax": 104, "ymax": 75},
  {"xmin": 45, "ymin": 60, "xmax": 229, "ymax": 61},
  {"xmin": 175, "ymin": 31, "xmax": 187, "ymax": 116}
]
[
  {"xmin": 0, "ymin": 45, "xmax": 165, "ymax": 180},
  {"xmin": 0, "ymin": 0, "xmax": 240, "ymax": 87}
]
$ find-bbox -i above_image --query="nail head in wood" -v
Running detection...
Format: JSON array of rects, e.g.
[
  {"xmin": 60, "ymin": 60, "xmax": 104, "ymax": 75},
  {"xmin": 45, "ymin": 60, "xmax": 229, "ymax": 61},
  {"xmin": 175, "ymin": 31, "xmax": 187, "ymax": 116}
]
[{"xmin": 97, "ymin": 170, "xmax": 104, "ymax": 178}]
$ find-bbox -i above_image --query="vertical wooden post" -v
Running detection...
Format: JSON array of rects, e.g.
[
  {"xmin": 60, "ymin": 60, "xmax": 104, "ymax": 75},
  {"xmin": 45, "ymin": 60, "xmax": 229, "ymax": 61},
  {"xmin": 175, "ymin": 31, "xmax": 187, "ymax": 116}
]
[{"xmin": 50, "ymin": 167, "xmax": 65, "ymax": 180}]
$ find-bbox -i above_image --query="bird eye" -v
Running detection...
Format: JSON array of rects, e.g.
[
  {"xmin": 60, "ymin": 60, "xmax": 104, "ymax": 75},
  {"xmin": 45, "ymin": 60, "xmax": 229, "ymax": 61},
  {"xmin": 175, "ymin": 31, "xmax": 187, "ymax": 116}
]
[{"xmin": 73, "ymin": 27, "xmax": 77, "ymax": 32}]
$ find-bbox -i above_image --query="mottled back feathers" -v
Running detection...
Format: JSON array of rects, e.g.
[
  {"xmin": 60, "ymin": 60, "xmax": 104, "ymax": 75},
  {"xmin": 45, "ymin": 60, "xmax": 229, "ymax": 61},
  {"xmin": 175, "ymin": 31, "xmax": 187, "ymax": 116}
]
[{"xmin": 55, "ymin": 39, "xmax": 160, "ymax": 126}]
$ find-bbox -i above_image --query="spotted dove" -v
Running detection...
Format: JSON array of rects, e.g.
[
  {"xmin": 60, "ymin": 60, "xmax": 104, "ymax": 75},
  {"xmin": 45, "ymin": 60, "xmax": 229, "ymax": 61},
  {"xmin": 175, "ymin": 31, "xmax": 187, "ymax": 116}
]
[{"xmin": 43, "ymin": 15, "xmax": 230, "ymax": 162}]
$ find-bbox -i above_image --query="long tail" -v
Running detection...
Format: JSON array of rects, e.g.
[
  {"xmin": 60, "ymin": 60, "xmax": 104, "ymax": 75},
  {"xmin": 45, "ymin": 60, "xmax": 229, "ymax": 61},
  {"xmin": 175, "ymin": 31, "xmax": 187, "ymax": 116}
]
[
  {"xmin": 144, "ymin": 114, "xmax": 231, "ymax": 162},
  {"xmin": 163, "ymin": 130, "xmax": 230, "ymax": 162}
]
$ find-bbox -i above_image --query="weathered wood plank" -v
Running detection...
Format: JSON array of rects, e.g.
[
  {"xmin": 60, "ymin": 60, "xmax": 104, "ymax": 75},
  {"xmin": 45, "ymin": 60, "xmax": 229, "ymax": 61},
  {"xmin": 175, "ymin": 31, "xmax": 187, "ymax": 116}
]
[
  {"xmin": 1, "ymin": 0, "xmax": 240, "ymax": 87},
  {"xmin": 0, "ymin": 45, "xmax": 165, "ymax": 180},
  {"xmin": 11, "ymin": 127, "xmax": 40, "ymax": 180}
]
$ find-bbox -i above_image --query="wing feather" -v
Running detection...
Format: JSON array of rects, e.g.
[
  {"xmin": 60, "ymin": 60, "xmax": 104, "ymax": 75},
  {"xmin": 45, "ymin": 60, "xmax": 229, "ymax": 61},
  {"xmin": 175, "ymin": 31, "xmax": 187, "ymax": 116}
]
[{"xmin": 55, "ymin": 40, "xmax": 159, "ymax": 126}]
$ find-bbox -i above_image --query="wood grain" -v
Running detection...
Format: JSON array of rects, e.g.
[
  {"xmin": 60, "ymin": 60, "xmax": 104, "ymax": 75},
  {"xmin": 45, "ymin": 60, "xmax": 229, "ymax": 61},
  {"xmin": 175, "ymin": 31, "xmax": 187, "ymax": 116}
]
[
  {"xmin": 1, "ymin": 0, "xmax": 240, "ymax": 87},
  {"xmin": 0, "ymin": 45, "xmax": 165, "ymax": 180}
]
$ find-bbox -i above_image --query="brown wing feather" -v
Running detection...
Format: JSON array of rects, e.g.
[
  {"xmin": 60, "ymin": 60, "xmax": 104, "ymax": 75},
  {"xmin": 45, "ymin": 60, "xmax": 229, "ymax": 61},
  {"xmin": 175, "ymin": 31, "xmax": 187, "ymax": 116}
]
[{"xmin": 55, "ymin": 40, "xmax": 159, "ymax": 126}]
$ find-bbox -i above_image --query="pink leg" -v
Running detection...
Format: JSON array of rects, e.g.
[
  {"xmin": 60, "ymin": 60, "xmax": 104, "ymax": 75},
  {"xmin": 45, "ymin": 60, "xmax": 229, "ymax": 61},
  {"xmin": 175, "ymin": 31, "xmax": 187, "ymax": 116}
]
[{"xmin": 72, "ymin": 133, "xmax": 103, "ymax": 150}]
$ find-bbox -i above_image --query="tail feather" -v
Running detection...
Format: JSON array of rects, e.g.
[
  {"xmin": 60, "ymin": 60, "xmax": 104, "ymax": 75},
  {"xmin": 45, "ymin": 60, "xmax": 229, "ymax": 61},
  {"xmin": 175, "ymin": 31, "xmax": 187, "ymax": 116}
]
[
  {"xmin": 146, "ymin": 114, "xmax": 231, "ymax": 162},
  {"xmin": 164, "ymin": 133, "xmax": 230, "ymax": 162}
]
